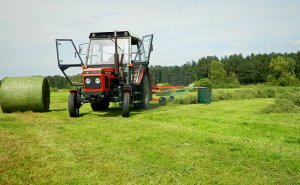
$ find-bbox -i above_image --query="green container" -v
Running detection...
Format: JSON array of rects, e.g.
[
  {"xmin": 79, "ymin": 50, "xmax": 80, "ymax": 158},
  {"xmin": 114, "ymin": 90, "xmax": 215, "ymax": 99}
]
[{"xmin": 197, "ymin": 87, "xmax": 212, "ymax": 104}]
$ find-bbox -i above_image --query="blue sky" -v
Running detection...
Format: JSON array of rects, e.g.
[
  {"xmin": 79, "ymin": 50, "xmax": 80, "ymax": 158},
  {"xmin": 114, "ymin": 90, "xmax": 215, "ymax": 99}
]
[{"xmin": 0, "ymin": 0, "xmax": 300, "ymax": 79}]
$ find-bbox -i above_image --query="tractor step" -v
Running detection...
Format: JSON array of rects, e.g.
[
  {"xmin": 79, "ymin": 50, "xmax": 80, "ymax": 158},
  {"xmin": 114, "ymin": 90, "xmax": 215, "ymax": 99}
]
[
  {"xmin": 134, "ymin": 91, "xmax": 141, "ymax": 94},
  {"xmin": 133, "ymin": 100, "xmax": 142, "ymax": 103}
]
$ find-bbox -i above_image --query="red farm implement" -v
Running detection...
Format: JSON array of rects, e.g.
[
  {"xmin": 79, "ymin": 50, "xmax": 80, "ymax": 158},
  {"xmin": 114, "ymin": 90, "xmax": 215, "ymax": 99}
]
[{"xmin": 151, "ymin": 85, "xmax": 188, "ymax": 104}]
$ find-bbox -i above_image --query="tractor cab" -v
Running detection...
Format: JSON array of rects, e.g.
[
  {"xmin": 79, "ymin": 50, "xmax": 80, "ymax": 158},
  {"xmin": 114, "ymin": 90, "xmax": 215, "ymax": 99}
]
[
  {"xmin": 55, "ymin": 31, "xmax": 153, "ymax": 117},
  {"xmin": 81, "ymin": 32, "xmax": 147, "ymax": 95},
  {"xmin": 86, "ymin": 32, "xmax": 132, "ymax": 67}
]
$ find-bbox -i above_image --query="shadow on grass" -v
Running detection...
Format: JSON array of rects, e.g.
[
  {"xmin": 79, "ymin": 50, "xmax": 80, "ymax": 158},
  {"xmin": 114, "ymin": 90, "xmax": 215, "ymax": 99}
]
[
  {"xmin": 49, "ymin": 108, "xmax": 67, "ymax": 112},
  {"xmin": 78, "ymin": 103, "xmax": 161, "ymax": 118},
  {"xmin": 3, "ymin": 108, "xmax": 66, "ymax": 114}
]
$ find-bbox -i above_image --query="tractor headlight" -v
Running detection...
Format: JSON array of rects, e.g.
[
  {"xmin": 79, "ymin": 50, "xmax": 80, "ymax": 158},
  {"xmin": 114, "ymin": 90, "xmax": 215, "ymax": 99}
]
[
  {"xmin": 85, "ymin": 78, "xmax": 91, "ymax": 84},
  {"xmin": 95, "ymin": 77, "xmax": 100, "ymax": 84}
]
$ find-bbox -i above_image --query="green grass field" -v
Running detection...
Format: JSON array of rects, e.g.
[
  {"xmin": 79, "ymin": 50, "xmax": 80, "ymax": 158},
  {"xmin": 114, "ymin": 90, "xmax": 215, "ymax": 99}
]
[{"xmin": 0, "ymin": 91, "xmax": 299, "ymax": 184}]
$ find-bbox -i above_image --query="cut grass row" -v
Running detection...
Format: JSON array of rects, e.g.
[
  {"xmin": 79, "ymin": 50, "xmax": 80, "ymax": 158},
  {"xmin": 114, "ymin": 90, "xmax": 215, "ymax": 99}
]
[
  {"xmin": 0, "ymin": 91, "xmax": 299, "ymax": 184},
  {"xmin": 171, "ymin": 86, "xmax": 300, "ymax": 106}
]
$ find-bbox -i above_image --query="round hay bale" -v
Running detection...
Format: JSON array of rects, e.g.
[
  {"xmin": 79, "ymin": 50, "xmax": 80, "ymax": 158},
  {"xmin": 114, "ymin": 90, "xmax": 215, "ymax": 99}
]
[{"xmin": 0, "ymin": 77, "xmax": 50, "ymax": 113}]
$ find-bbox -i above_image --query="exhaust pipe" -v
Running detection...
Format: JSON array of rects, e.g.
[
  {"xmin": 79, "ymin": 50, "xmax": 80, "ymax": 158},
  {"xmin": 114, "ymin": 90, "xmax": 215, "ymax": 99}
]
[{"xmin": 114, "ymin": 30, "xmax": 119, "ymax": 75}]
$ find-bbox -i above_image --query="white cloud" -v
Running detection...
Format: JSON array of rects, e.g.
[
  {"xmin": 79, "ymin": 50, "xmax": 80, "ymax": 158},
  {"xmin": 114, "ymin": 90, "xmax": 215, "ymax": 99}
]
[{"xmin": 289, "ymin": 39, "xmax": 300, "ymax": 46}]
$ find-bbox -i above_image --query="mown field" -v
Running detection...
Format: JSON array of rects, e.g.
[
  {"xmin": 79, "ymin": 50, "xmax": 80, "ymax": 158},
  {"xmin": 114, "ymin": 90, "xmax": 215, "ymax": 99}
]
[{"xmin": 0, "ymin": 90, "xmax": 300, "ymax": 184}]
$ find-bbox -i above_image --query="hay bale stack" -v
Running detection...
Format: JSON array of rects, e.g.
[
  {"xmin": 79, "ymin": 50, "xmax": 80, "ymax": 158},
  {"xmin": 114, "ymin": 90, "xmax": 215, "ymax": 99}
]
[{"xmin": 0, "ymin": 77, "xmax": 50, "ymax": 113}]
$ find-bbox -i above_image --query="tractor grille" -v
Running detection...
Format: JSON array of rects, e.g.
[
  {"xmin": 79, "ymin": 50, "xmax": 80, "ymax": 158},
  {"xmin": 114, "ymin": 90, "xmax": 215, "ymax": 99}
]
[{"xmin": 84, "ymin": 76, "xmax": 101, "ymax": 89}]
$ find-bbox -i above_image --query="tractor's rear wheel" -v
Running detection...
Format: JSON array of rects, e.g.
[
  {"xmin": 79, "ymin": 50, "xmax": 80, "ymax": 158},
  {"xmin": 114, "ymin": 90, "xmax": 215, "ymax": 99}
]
[
  {"xmin": 122, "ymin": 92, "xmax": 130, "ymax": 117},
  {"xmin": 136, "ymin": 75, "xmax": 151, "ymax": 109},
  {"xmin": 68, "ymin": 93, "xmax": 79, "ymax": 117},
  {"xmin": 91, "ymin": 100, "xmax": 109, "ymax": 111}
]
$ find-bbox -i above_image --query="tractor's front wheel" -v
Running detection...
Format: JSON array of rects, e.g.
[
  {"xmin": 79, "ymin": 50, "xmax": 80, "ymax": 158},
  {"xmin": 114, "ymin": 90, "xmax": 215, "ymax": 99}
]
[
  {"xmin": 68, "ymin": 93, "xmax": 79, "ymax": 117},
  {"xmin": 122, "ymin": 92, "xmax": 130, "ymax": 117}
]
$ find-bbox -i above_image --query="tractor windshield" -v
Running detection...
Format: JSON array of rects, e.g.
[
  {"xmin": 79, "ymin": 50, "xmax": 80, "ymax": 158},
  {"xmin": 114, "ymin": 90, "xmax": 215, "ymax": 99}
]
[{"xmin": 87, "ymin": 38, "xmax": 130, "ymax": 66}]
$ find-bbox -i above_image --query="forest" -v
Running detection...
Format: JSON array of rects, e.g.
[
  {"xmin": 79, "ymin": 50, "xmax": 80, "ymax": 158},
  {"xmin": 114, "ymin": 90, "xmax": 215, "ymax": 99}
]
[
  {"xmin": 42, "ymin": 51, "xmax": 300, "ymax": 89},
  {"xmin": 149, "ymin": 51, "xmax": 300, "ymax": 87}
]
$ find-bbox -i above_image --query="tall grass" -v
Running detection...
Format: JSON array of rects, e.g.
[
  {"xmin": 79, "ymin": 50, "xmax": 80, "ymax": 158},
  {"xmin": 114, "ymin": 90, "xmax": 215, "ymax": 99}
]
[
  {"xmin": 172, "ymin": 86, "xmax": 300, "ymax": 104},
  {"xmin": 212, "ymin": 86, "xmax": 300, "ymax": 101},
  {"xmin": 173, "ymin": 94, "xmax": 198, "ymax": 104},
  {"xmin": 212, "ymin": 87, "xmax": 275, "ymax": 101}
]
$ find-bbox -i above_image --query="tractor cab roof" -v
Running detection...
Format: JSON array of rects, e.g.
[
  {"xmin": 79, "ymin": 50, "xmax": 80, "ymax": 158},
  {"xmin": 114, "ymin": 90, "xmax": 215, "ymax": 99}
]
[{"xmin": 89, "ymin": 31, "xmax": 140, "ymax": 45}]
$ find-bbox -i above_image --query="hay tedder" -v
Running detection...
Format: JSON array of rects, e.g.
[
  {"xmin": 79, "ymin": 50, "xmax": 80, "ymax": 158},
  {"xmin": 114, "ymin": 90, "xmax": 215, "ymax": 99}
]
[
  {"xmin": 55, "ymin": 31, "xmax": 153, "ymax": 117},
  {"xmin": 152, "ymin": 85, "xmax": 187, "ymax": 104}
]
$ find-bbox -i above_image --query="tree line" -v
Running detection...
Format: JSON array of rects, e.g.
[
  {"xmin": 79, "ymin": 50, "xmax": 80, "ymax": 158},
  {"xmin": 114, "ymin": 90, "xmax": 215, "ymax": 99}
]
[
  {"xmin": 149, "ymin": 51, "xmax": 300, "ymax": 86},
  {"xmin": 43, "ymin": 51, "xmax": 300, "ymax": 89},
  {"xmin": 46, "ymin": 74, "xmax": 81, "ymax": 89}
]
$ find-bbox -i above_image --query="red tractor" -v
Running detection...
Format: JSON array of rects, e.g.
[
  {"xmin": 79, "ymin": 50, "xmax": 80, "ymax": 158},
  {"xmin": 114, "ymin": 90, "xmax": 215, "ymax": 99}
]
[{"xmin": 55, "ymin": 31, "xmax": 153, "ymax": 117}]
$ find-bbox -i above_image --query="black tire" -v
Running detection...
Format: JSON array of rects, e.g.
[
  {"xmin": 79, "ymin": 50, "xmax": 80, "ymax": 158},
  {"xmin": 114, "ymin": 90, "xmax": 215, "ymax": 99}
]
[
  {"xmin": 136, "ymin": 75, "xmax": 151, "ymax": 109},
  {"xmin": 159, "ymin": 97, "xmax": 167, "ymax": 105},
  {"xmin": 122, "ymin": 92, "xmax": 130, "ymax": 117},
  {"xmin": 91, "ymin": 100, "xmax": 109, "ymax": 111},
  {"xmin": 68, "ymin": 93, "xmax": 79, "ymax": 117},
  {"xmin": 169, "ymin": 96, "xmax": 175, "ymax": 102}
]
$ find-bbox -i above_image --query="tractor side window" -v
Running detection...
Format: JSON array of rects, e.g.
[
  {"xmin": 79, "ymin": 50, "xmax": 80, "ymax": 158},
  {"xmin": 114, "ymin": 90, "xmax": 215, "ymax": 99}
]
[
  {"xmin": 117, "ymin": 39, "xmax": 129, "ymax": 64},
  {"xmin": 89, "ymin": 43, "xmax": 101, "ymax": 64},
  {"xmin": 133, "ymin": 35, "xmax": 153, "ymax": 63},
  {"xmin": 142, "ymin": 36, "xmax": 152, "ymax": 61},
  {"xmin": 133, "ymin": 41, "xmax": 146, "ymax": 63},
  {"xmin": 131, "ymin": 44, "xmax": 138, "ymax": 62}
]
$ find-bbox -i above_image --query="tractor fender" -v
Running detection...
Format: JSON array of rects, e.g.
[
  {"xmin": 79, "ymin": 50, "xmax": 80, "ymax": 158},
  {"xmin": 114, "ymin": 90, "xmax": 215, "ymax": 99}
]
[
  {"xmin": 145, "ymin": 69, "xmax": 151, "ymax": 81},
  {"xmin": 69, "ymin": 90, "xmax": 77, "ymax": 94}
]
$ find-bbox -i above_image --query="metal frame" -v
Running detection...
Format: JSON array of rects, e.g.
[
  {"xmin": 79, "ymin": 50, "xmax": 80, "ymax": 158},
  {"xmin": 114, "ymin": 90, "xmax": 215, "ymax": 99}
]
[
  {"xmin": 55, "ymin": 39, "xmax": 84, "ymax": 86},
  {"xmin": 132, "ymin": 34, "xmax": 153, "ymax": 64},
  {"xmin": 142, "ymin": 34, "xmax": 154, "ymax": 63}
]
